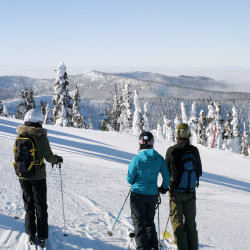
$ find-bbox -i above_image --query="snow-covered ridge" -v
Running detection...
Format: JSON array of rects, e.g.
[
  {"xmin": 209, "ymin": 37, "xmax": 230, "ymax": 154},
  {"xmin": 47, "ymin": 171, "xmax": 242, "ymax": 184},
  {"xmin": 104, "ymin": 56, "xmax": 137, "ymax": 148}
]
[{"xmin": 1, "ymin": 70, "xmax": 250, "ymax": 101}]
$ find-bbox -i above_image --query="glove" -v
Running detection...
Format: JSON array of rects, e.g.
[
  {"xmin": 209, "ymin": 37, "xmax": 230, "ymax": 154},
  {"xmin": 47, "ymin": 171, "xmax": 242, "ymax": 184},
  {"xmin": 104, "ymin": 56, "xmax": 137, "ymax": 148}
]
[
  {"xmin": 57, "ymin": 156, "xmax": 63, "ymax": 164},
  {"xmin": 52, "ymin": 155, "xmax": 63, "ymax": 168},
  {"xmin": 158, "ymin": 186, "xmax": 169, "ymax": 194}
]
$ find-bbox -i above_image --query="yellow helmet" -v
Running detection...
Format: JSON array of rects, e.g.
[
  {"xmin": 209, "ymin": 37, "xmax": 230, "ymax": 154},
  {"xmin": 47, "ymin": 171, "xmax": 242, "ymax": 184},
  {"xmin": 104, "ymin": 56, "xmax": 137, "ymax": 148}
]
[{"xmin": 175, "ymin": 123, "xmax": 191, "ymax": 139}]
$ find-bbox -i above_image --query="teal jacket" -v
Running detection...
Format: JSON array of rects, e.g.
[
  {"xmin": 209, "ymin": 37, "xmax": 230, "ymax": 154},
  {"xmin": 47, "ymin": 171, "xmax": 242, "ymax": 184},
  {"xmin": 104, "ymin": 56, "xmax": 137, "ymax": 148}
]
[{"xmin": 127, "ymin": 148, "xmax": 170, "ymax": 195}]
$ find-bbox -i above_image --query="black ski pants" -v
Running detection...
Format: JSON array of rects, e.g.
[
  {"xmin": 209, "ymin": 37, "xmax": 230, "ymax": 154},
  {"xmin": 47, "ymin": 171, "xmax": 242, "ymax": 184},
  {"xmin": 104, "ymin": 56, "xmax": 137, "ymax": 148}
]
[
  {"xmin": 130, "ymin": 192, "xmax": 158, "ymax": 250},
  {"xmin": 19, "ymin": 178, "xmax": 48, "ymax": 239}
]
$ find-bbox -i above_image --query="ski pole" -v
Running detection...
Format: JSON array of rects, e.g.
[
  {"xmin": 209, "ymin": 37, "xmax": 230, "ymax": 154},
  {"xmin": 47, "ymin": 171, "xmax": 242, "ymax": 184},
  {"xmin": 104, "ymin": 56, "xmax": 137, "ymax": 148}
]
[
  {"xmin": 158, "ymin": 205, "xmax": 163, "ymax": 248},
  {"xmin": 107, "ymin": 189, "xmax": 131, "ymax": 236},
  {"xmin": 15, "ymin": 191, "xmax": 22, "ymax": 219},
  {"xmin": 59, "ymin": 164, "xmax": 67, "ymax": 236}
]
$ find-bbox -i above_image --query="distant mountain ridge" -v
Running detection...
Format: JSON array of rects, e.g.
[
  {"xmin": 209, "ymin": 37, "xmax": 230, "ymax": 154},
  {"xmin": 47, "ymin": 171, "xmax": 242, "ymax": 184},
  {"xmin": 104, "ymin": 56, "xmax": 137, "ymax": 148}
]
[{"xmin": 0, "ymin": 70, "xmax": 249, "ymax": 101}]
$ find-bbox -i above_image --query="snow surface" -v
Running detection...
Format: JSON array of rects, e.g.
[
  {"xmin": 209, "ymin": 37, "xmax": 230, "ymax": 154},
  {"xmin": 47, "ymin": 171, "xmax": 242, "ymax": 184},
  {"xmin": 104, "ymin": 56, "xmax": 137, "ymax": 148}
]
[{"xmin": 0, "ymin": 116, "xmax": 250, "ymax": 250}]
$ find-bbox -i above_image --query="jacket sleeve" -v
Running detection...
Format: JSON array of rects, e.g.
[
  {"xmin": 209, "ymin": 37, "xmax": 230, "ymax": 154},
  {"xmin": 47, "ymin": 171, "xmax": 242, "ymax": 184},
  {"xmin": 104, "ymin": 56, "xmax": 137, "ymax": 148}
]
[
  {"xmin": 160, "ymin": 158, "xmax": 171, "ymax": 189},
  {"xmin": 41, "ymin": 136, "xmax": 58, "ymax": 164},
  {"xmin": 127, "ymin": 157, "xmax": 138, "ymax": 185},
  {"xmin": 194, "ymin": 147, "xmax": 202, "ymax": 177}
]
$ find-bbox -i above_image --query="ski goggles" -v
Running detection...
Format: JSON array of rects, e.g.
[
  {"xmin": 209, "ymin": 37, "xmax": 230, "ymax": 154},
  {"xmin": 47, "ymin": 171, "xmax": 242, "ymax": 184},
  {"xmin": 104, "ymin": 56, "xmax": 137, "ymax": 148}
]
[{"xmin": 139, "ymin": 140, "xmax": 154, "ymax": 145}]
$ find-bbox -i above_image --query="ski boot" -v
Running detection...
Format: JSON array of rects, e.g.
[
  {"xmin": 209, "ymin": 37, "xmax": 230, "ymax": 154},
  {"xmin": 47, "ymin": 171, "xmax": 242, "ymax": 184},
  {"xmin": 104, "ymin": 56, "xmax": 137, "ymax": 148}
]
[
  {"xmin": 39, "ymin": 238, "xmax": 48, "ymax": 248},
  {"xmin": 27, "ymin": 234, "xmax": 35, "ymax": 245}
]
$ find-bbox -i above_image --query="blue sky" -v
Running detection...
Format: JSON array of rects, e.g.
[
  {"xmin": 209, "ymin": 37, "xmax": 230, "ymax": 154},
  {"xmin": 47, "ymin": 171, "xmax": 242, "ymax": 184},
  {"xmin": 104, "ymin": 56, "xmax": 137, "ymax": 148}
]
[{"xmin": 1, "ymin": 0, "xmax": 250, "ymax": 69}]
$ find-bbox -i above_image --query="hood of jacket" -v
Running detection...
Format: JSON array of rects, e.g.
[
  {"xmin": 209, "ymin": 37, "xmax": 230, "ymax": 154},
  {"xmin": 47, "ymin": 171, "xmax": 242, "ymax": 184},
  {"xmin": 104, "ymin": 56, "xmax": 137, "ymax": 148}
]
[
  {"xmin": 138, "ymin": 148, "xmax": 158, "ymax": 163},
  {"xmin": 16, "ymin": 124, "xmax": 47, "ymax": 136}
]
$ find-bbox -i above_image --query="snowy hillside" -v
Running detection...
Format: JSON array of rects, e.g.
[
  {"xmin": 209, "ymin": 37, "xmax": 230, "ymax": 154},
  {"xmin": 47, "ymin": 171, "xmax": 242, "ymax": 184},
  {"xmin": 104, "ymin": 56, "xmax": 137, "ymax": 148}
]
[
  {"xmin": 113, "ymin": 72, "xmax": 225, "ymax": 90},
  {"xmin": 1, "ymin": 71, "xmax": 250, "ymax": 101},
  {"xmin": 0, "ymin": 116, "xmax": 249, "ymax": 250}
]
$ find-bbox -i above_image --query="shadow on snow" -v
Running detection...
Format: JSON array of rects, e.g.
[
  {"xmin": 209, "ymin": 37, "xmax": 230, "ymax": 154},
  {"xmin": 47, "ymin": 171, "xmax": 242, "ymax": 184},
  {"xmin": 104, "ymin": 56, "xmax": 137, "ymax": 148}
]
[
  {"xmin": 1, "ymin": 118, "xmax": 249, "ymax": 192},
  {"xmin": 0, "ymin": 214, "xmax": 127, "ymax": 250},
  {"xmin": 200, "ymin": 172, "xmax": 250, "ymax": 193}
]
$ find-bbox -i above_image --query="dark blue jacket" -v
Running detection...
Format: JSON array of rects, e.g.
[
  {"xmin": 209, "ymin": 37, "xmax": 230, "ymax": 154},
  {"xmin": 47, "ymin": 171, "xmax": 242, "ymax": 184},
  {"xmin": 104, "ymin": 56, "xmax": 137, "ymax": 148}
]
[{"xmin": 127, "ymin": 148, "xmax": 170, "ymax": 195}]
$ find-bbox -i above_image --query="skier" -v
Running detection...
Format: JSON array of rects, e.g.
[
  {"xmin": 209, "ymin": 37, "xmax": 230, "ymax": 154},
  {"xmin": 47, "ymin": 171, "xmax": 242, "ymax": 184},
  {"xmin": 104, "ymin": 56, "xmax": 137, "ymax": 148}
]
[
  {"xmin": 13, "ymin": 109, "xmax": 63, "ymax": 247},
  {"xmin": 163, "ymin": 123, "xmax": 202, "ymax": 250},
  {"xmin": 127, "ymin": 131, "xmax": 170, "ymax": 250}
]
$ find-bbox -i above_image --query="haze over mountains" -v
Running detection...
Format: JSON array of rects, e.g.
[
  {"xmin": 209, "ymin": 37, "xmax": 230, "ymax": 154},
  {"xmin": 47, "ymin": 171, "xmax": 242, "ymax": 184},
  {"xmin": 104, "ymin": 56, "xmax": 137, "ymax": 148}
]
[{"xmin": 0, "ymin": 71, "xmax": 249, "ymax": 102}]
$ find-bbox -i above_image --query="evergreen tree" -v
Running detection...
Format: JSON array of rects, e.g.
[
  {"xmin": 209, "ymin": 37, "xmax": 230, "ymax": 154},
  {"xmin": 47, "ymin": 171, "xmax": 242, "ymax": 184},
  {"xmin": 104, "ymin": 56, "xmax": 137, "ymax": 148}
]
[
  {"xmin": 44, "ymin": 104, "xmax": 51, "ymax": 125},
  {"xmin": 174, "ymin": 114, "xmax": 181, "ymax": 141},
  {"xmin": 121, "ymin": 82, "xmax": 133, "ymax": 132},
  {"xmin": 132, "ymin": 90, "xmax": 143, "ymax": 134},
  {"xmin": 2, "ymin": 105, "xmax": 8, "ymax": 117},
  {"xmin": 214, "ymin": 101, "xmax": 224, "ymax": 149},
  {"xmin": 181, "ymin": 102, "xmax": 188, "ymax": 124},
  {"xmin": 222, "ymin": 111, "xmax": 232, "ymax": 151},
  {"xmin": 110, "ymin": 84, "xmax": 121, "ymax": 131},
  {"xmin": 164, "ymin": 116, "xmax": 173, "ymax": 141},
  {"xmin": 40, "ymin": 100, "xmax": 47, "ymax": 115},
  {"xmin": 0, "ymin": 101, "xmax": 3, "ymax": 115},
  {"xmin": 52, "ymin": 62, "xmax": 72, "ymax": 126},
  {"xmin": 16, "ymin": 87, "xmax": 29, "ymax": 119},
  {"xmin": 100, "ymin": 111, "xmax": 109, "ymax": 131},
  {"xmin": 198, "ymin": 110, "xmax": 206, "ymax": 145},
  {"xmin": 89, "ymin": 114, "xmax": 93, "ymax": 130},
  {"xmin": 231, "ymin": 106, "xmax": 240, "ymax": 153},
  {"xmin": 27, "ymin": 88, "xmax": 36, "ymax": 110},
  {"xmin": 188, "ymin": 102, "xmax": 199, "ymax": 145},
  {"xmin": 241, "ymin": 122, "xmax": 248, "ymax": 156},
  {"xmin": 72, "ymin": 85, "xmax": 84, "ymax": 128},
  {"xmin": 156, "ymin": 124, "xmax": 163, "ymax": 139},
  {"xmin": 143, "ymin": 102, "xmax": 150, "ymax": 131},
  {"xmin": 119, "ymin": 109, "xmax": 126, "ymax": 133},
  {"xmin": 206, "ymin": 103, "xmax": 216, "ymax": 147}
]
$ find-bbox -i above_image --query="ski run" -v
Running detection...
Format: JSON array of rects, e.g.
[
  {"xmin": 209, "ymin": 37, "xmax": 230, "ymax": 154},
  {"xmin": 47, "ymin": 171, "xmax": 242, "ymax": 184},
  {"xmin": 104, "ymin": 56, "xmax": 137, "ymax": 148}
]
[{"xmin": 0, "ymin": 116, "xmax": 249, "ymax": 250}]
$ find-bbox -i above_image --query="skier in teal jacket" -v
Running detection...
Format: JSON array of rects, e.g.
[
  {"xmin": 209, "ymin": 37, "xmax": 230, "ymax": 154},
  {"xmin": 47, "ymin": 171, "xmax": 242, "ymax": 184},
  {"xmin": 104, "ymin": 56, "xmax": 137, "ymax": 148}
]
[{"xmin": 127, "ymin": 131, "xmax": 170, "ymax": 250}]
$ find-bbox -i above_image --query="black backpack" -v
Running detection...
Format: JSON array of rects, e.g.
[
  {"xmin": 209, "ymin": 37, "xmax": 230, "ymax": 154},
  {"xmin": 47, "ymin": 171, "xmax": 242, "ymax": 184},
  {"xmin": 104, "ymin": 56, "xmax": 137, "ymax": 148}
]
[
  {"xmin": 172, "ymin": 151, "xmax": 199, "ymax": 193},
  {"xmin": 11, "ymin": 134, "xmax": 44, "ymax": 178}
]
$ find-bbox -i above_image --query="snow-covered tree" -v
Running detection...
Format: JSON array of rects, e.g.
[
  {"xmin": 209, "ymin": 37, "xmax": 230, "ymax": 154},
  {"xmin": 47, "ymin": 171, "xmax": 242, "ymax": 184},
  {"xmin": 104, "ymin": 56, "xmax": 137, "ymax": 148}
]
[
  {"xmin": 241, "ymin": 122, "xmax": 248, "ymax": 156},
  {"xmin": 40, "ymin": 100, "xmax": 47, "ymax": 116},
  {"xmin": 164, "ymin": 116, "xmax": 173, "ymax": 141},
  {"xmin": 156, "ymin": 124, "xmax": 163, "ymax": 139},
  {"xmin": 214, "ymin": 101, "xmax": 224, "ymax": 149},
  {"xmin": 132, "ymin": 90, "xmax": 143, "ymax": 134},
  {"xmin": 181, "ymin": 102, "xmax": 188, "ymax": 124},
  {"xmin": 198, "ymin": 110, "xmax": 206, "ymax": 145},
  {"xmin": 174, "ymin": 114, "xmax": 181, "ymax": 127},
  {"xmin": 119, "ymin": 109, "xmax": 126, "ymax": 133},
  {"xmin": 174, "ymin": 114, "xmax": 181, "ymax": 141},
  {"xmin": 188, "ymin": 102, "xmax": 199, "ymax": 145},
  {"xmin": 109, "ymin": 84, "xmax": 121, "ymax": 131},
  {"xmin": 44, "ymin": 104, "xmax": 51, "ymax": 125},
  {"xmin": 52, "ymin": 62, "xmax": 72, "ymax": 126},
  {"xmin": 16, "ymin": 87, "xmax": 29, "ymax": 119},
  {"xmin": 121, "ymin": 82, "xmax": 133, "ymax": 132},
  {"xmin": 206, "ymin": 103, "xmax": 216, "ymax": 148},
  {"xmin": 231, "ymin": 106, "xmax": 240, "ymax": 153},
  {"xmin": 2, "ymin": 105, "xmax": 8, "ymax": 117},
  {"xmin": 143, "ymin": 102, "xmax": 150, "ymax": 131},
  {"xmin": 0, "ymin": 101, "xmax": 3, "ymax": 115},
  {"xmin": 27, "ymin": 88, "xmax": 36, "ymax": 110},
  {"xmin": 72, "ymin": 85, "xmax": 84, "ymax": 128},
  {"xmin": 89, "ymin": 114, "xmax": 93, "ymax": 130},
  {"xmin": 222, "ymin": 111, "xmax": 232, "ymax": 151},
  {"xmin": 100, "ymin": 111, "xmax": 109, "ymax": 131}
]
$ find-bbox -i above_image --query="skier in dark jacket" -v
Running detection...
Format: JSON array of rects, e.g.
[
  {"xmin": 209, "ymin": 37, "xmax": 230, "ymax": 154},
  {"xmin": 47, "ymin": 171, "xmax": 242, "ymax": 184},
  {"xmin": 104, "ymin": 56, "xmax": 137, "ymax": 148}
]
[
  {"xmin": 13, "ymin": 109, "xmax": 63, "ymax": 247},
  {"xmin": 127, "ymin": 131, "xmax": 170, "ymax": 250},
  {"xmin": 163, "ymin": 123, "xmax": 202, "ymax": 250}
]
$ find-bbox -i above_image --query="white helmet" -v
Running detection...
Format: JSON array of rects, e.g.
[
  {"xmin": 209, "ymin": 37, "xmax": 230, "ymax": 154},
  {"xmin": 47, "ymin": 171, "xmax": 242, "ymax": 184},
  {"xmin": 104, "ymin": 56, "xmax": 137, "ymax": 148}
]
[{"xmin": 24, "ymin": 109, "xmax": 44, "ymax": 124}]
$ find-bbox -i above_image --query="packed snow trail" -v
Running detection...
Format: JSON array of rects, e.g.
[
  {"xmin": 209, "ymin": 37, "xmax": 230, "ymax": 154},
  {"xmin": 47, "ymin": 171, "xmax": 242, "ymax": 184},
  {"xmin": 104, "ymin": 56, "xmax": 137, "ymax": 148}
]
[{"xmin": 0, "ymin": 117, "xmax": 250, "ymax": 250}]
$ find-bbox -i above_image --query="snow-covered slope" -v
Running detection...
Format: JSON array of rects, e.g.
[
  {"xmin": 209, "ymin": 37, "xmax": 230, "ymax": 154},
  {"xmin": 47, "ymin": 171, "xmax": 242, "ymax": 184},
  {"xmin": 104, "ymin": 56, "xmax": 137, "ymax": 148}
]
[
  {"xmin": 1, "ymin": 71, "xmax": 250, "ymax": 101},
  {"xmin": 0, "ymin": 116, "xmax": 249, "ymax": 250}
]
